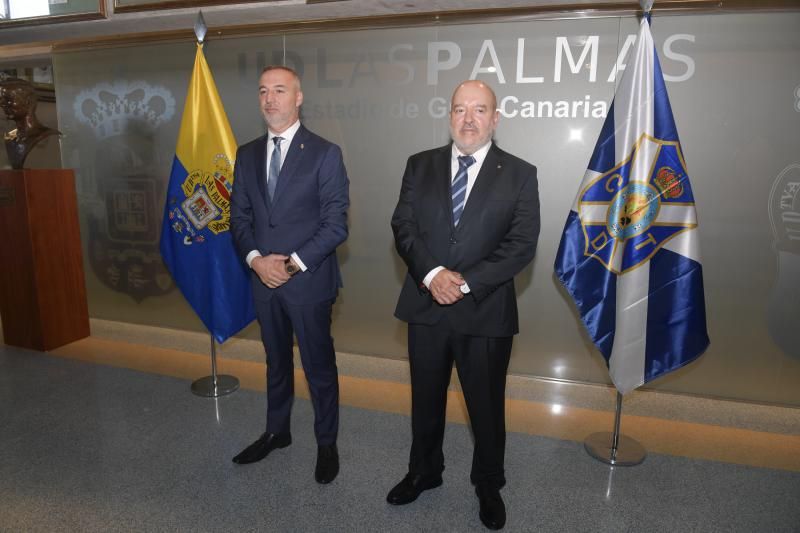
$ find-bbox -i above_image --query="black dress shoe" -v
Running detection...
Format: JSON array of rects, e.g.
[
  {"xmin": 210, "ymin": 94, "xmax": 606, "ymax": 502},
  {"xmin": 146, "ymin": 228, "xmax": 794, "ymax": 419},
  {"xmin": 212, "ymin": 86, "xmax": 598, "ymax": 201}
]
[
  {"xmin": 476, "ymin": 485, "xmax": 506, "ymax": 530},
  {"xmin": 232, "ymin": 432, "xmax": 291, "ymax": 464},
  {"xmin": 314, "ymin": 444, "xmax": 339, "ymax": 484},
  {"xmin": 386, "ymin": 473, "xmax": 443, "ymax": 505}
]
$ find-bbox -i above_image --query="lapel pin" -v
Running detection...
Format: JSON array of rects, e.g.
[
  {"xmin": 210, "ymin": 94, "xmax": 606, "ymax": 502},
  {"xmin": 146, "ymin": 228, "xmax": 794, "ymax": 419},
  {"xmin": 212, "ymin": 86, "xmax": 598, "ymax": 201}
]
[
  {"xmin": 497, "ymin": 164, "xmax": 502, "ymax": 169},
  {"xmin": 300, "ymin": 143, "xmax": 304, "ymax": 149}
]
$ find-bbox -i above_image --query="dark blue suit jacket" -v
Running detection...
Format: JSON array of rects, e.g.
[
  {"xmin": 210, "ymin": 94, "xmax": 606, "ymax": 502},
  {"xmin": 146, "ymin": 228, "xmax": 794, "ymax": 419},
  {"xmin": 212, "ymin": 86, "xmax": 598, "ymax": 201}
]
[{"xmin": 230, "ymin": 125, "xmax": 349, "ymax": 304}]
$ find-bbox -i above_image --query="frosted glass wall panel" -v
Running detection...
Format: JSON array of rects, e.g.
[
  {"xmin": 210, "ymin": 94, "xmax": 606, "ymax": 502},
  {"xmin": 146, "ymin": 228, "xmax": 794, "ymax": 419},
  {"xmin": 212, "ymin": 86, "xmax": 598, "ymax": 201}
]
[
  {"xmin": 53, "ymin": 12, "xmax": 800, "ymax": 404},
  {"xmin": 282, "ymin": 27, "xmax": 442, "ymax": 358}
]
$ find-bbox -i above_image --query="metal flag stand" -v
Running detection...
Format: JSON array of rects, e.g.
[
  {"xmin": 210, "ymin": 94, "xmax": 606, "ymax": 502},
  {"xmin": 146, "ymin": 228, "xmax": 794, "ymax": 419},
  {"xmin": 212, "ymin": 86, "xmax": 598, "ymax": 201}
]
[
  {"xmin": 191, "ymin": 334, "xmax": 240, "ymax": 397},
  {"xmin": 584, "ymin": 391, "xmax": 646, "ymax": 466}
]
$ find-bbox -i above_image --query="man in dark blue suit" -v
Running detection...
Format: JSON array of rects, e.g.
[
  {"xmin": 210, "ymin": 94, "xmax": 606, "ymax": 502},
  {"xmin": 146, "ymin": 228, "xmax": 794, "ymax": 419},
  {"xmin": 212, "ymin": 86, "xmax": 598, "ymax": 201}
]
[
  {"xmin": 229, "ymin": 66, "xmax": 349, "ymax": 484},
  {"xmin": 388, "ymin": 80, "xmax": 540, "ymax": 530}
]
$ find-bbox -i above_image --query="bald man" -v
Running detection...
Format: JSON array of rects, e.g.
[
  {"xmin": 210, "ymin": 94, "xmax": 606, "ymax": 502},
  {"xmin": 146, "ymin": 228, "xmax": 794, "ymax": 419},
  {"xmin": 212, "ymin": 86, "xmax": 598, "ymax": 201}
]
[
  {"xmin": 389, "ymin": 80, "xmax": 540, "ymax": 530},
  {"xmin": 230, "ymin": 66, "xmax": 349, "ymax": 484}
]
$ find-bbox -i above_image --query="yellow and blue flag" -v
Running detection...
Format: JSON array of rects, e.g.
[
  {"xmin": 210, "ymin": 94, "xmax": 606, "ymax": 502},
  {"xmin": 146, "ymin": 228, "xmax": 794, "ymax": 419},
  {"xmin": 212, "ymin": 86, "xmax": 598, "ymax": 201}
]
[
  {"xmin": 160, "ymin": 43, "xmax": 254, "ymax": 343},
  {"xmin": 554, "ymin": 12, "xmax": 709, "ymax": 393}
]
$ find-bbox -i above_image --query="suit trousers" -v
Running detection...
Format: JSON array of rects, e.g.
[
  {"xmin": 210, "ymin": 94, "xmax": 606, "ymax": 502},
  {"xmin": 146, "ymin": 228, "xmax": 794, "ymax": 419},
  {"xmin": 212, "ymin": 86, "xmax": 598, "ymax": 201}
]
[
  {"xmin": 407, "ymin": 318, "xmax": 512, "ymax": 489},
  {"xmin": 255, "ymin": 293, "xmax": 339, "ymax": 446}
]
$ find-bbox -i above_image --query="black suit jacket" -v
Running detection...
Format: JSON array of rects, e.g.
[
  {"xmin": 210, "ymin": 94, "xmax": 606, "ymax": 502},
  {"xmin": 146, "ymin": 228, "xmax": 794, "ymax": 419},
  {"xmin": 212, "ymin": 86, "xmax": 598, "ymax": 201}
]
[
  {"xmin": 230, "ymin": 125, "xmax": 349, "ymax": 305},
  {"xmin": 391, "ymin": 142, "xmax": 540, "ymax": 338}
]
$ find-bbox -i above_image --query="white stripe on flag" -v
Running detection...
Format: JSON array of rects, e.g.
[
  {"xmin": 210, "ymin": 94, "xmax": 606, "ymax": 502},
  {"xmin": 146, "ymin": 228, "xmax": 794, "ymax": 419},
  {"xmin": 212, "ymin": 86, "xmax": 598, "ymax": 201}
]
[
  {"xmin": 571, "ymin": 169, "xmax": 602, "ymax": 210},
  {"xmin": 663, "ymin": 228, "xmax": 702, "ymax": 263},
  {"xmin": 657, "ymin": 204, "xmax": 697, "ymax": 225},
  {"xmin": 578, "ymin": 204, "xmax": 608, "ymax": 223},
  {"xmin": 608, "ymin": 17, "xmax": 655, "ymax": 394},
  {"xmin": 610, "ymin": 262, "xmax": 649, "ymax": 393}
]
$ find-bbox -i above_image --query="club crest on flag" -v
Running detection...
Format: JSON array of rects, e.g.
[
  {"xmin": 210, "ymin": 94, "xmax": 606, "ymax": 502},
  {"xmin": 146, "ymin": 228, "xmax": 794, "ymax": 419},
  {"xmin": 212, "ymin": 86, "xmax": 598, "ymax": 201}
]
[
  {"xmin": 577, "ymin": 133, "xmax": 697, "ymax": 274},
  {"xmin": 167, "ymin": 153, "xmax": 233, "ymax": 245}
]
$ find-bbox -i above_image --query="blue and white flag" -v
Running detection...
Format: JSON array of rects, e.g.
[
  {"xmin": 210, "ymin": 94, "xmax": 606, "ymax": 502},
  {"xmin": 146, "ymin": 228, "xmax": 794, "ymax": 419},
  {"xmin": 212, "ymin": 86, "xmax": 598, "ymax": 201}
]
[{"xmin": 554, "ymin": 13, "xmax": 709, "ymax": 394}]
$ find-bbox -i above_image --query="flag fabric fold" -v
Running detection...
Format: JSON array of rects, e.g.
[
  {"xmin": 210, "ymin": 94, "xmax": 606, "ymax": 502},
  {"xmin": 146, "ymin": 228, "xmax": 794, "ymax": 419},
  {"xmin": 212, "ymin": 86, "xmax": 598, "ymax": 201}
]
[
  {"xmin": 160, "ymin": 43, "xmax": 254, "ymax": 344},
  {"xmin": 554, "ymin": 15, "xmax": 709, "ymax": 394}
]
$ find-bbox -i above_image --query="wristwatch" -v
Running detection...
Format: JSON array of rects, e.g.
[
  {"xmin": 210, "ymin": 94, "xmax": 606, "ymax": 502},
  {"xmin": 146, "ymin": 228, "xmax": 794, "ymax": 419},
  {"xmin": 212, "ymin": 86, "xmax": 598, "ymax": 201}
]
[{"xmin": 285, "ymin": 257, "xmax": 298, "ymax": 275}]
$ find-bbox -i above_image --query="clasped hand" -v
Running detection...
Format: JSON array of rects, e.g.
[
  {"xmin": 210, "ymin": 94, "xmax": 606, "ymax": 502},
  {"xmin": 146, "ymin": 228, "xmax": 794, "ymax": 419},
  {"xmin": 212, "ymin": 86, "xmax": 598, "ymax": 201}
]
[
  {"xmin": 252, "ymin": 254, "xmax": 290, "ymax": 289},
  {"xmin": 429, "ymin": 269, "xmax": 465, "ymax": 305}
]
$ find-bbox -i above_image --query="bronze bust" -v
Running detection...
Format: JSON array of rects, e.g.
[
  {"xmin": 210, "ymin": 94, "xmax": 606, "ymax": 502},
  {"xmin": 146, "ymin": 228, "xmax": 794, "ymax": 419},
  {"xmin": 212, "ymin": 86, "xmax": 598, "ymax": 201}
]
[{"xmin": 0, "ymin": 77, "xmax": 60, "ymax": 169}]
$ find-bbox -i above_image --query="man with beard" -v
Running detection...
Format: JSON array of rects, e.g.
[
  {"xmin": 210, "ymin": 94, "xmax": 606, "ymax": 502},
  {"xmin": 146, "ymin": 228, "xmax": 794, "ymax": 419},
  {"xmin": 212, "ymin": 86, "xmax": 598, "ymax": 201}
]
[
  {"xmin": 230, "ymin": 66, "xmax": 349, "ymax": 485},
  {"xmin": 388, "ymin": 80, "xmax": 540, "ymax": 530}
]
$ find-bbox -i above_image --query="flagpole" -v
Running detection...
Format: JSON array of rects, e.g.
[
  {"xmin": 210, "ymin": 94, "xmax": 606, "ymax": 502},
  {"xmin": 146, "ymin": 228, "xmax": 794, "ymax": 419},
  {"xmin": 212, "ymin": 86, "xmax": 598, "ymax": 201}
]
[
  {"xmin": 183, "ymin": 10, "xmax": 239, "ymax": 398},
  {"xmin": 191, "ymin": 333, "xmax": 240, "ymax": 397},
  {"xmin": 581, "ymin": 0, "xmax": 651, "ymax": 467},
  {"xmin": 584, "ymin": 391, "xmax": 646, "ymax": 466}
]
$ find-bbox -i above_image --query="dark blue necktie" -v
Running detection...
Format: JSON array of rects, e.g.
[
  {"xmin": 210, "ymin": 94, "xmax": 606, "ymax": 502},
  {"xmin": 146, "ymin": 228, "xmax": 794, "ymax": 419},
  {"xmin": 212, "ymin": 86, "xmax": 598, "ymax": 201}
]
[
  {"xmin": 267, "ymin": 136, "xmax": 283, "ymax": 201},
  {"xmin": 451, "ymin": 155, "xmax": 475, "ymax": 226}
]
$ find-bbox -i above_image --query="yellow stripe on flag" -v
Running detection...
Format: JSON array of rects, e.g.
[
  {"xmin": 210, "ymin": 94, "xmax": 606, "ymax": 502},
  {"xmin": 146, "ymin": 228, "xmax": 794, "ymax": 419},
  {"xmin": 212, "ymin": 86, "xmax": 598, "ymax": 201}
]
[{"xmin": 175, "ymin": 43, "xmax": 237, "ymax": 169}]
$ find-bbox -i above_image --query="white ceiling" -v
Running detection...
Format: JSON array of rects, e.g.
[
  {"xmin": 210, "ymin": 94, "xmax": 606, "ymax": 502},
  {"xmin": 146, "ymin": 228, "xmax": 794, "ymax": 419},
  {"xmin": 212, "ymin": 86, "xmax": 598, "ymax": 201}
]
[{"xmin": 0, "ymin": 0, "xmax": 639, "ymax": 56}]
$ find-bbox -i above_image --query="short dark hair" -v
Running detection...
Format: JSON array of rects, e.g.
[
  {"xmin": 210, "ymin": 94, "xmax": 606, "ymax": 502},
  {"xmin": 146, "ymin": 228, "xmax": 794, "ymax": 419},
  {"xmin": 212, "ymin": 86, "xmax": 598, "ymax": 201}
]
[{"xmin": 261, "ymin": 66, "xmax": 301, "ymax": 90}]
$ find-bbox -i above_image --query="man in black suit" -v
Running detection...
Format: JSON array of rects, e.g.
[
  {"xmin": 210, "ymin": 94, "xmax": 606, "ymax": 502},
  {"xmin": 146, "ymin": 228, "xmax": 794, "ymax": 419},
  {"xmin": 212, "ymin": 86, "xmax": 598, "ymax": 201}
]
[
  {"xmin": 229, "ymin": 66, "xmax": 349, "ymax": 484},
  {"xmin": 388, "ymin": 80, "xmax": 540, "ymax": 530}
]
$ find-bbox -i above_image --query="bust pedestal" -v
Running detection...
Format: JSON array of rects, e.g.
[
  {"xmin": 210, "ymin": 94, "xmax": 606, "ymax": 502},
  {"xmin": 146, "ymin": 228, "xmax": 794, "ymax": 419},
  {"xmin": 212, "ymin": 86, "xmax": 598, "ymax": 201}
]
[{"xmin": 0, "ymin": 169, "xmax": 89, "ymax": 350}]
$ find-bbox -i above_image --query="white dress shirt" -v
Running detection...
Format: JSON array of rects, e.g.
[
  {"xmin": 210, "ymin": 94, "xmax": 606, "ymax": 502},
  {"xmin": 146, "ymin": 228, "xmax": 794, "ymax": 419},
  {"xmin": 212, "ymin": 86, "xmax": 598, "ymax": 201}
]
[
  {"xmin": 422, "ymin": 141, "xmax": 493, "ymax": 293},
  {"xmin": 245, "ymin": 119, "xmax": 307, "ymax": 271}
]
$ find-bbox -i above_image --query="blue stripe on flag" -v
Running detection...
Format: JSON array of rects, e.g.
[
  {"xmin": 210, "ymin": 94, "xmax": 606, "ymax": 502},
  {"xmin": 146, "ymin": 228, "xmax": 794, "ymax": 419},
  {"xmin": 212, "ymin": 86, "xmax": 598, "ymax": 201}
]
[
  {"xmin": 653, "ymin": 52, "xmax": 679, "ymax": 143},
  {"xmin": 587, "ymin": 101, "xmax": 617, "ymax": 174},
  {"xmin": 160, "ymin": 155, "xmax": 255, "ymax": 343},
  {"xmin": 645, "ymin": 248, "xmax": 709, "ymax": 381},
  {"xmin": 555, "ymin": 211, "xmax": 617, "ymax": 358}
]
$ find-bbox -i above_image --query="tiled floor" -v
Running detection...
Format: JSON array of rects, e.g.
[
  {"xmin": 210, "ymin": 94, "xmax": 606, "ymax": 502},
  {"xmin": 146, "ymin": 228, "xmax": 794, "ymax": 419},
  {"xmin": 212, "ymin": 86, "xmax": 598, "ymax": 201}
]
[
  {"xmin": 1, "ymin": 321, "xmax": 799, "ymax": 532},
  {"xmin": 53, "ymin": 320, "xmax": 800, "ymax": 472}
]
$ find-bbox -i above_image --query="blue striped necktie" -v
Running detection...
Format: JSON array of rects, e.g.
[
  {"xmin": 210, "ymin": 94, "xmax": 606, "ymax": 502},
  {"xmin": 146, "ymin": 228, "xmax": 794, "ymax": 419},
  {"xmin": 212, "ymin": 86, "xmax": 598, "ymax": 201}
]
[
  {"xmin": 451, "ymin": 154, "xmax": 475, "ymax": 226},
  {"xmin": 267, "ymin": 136, "xmax": 283, "ymax": 201}
]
